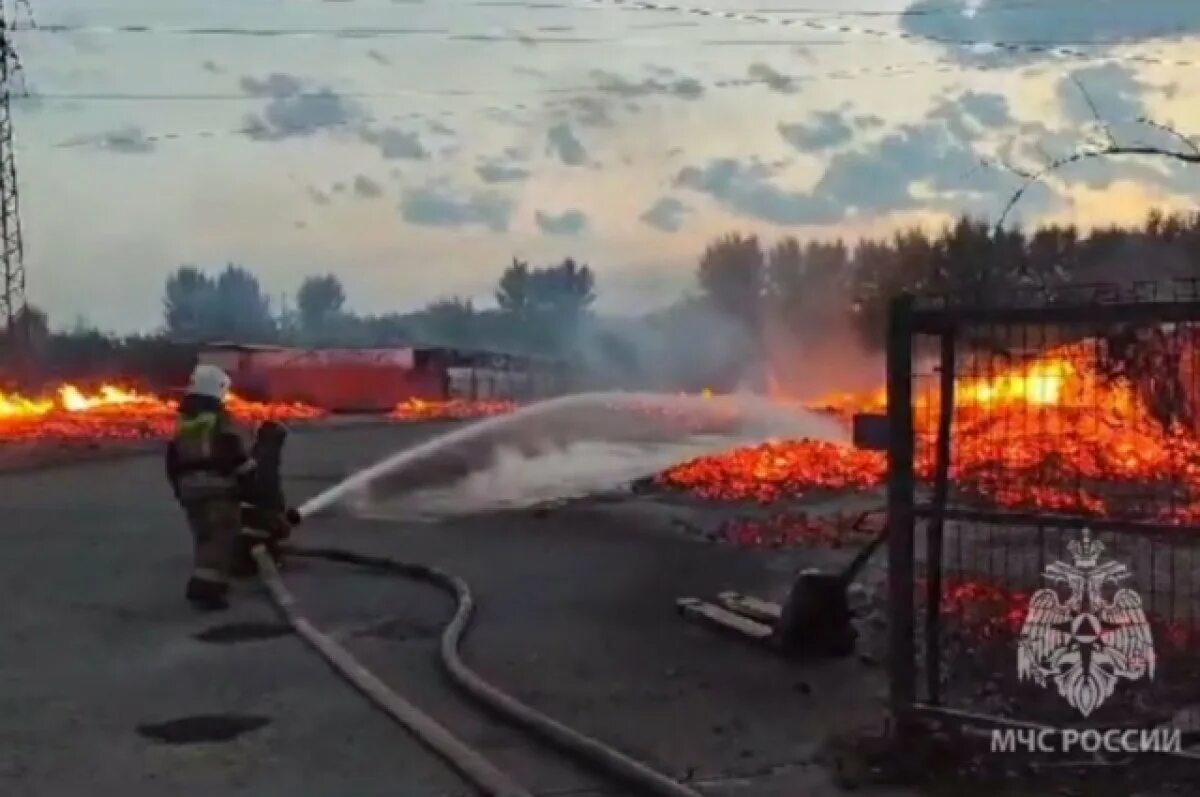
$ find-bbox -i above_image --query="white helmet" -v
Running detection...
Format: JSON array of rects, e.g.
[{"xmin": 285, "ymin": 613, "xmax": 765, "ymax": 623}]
[{"xmin": 188, "ymin": 364, "xmax": 232, "ymax": 401}]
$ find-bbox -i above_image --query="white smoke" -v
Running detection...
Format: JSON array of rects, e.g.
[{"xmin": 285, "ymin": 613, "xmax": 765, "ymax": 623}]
[{"xmin": 341, "ymin": 392, "xmax": 847, "ymax": 519}]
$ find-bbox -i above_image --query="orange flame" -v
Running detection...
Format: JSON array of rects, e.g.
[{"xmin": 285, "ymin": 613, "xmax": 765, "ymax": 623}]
[
  {"xmin": 660, "ymin": 340, "xmax": 1200, "ymax": 522},
  {"xmin": 389, "ymin": 398, "xmax": 517, "ymax": 422},
  {"xmin": 0, "ymin": 383, "xmax": 325, "ymax": 443}
]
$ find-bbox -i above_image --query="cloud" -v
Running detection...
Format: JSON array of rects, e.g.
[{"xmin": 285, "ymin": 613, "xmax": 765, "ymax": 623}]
[
  {"xmin": 201, "ymin": 60, "xmax": 224, "ymax": 74},
  {"xmin": 956, "ymin": 91, "xmax": 1013, "ymax": 127},
  {"xmin": 676, "ymin": 159, "xmax": 838, "ymax": 226},
  {"xmin": 535, "ymin": 209, "xmax": 588, "ymax": 236},
  {"xmin": 747, "ymin": 63, "xmax": 799, "ymax": 94},
  {"xmin": 929, "ymin": 90, "xmax": 1014, "ymax": 141},
  {"xmin": 1056, "ymin": 63, "xmax": 1149, "ymax": 125},
  {"xmin": 401, "ymin": 186, "xmax": 514, "ymax": 232},
  {"xmin": 590, "ymin": 70, "xmax": 704, "ymax": 100},
  {"xmin": 778, "ymin": 112, "xmax": 854, "ymax": 152},
  {"xmin": 565, "ymin": 97, "xmax": 613, "ymax": 128},
  {"xmin": 64, "ymin": 126, "xmax": 156, "ymax": 154},
  {"xmin": 546, "ymin": 123, "xmax": 587, "ymax": 165},
  {"xmin": 240, "ymin": 73, "xmax": 360, "ymax": 139},
  {"xmin": 360, "ymin": 127, "xmax": 430, "ymax": 160},
  {"xmin": 476, "ymin": 161, "xmax": 530, "ymax": 183},
  {"xmin": 367, "ymin": 49, "xmax": 390, "ymax": 64},
  {"xmin": 900, "ymin": 0, "xmax": 1200, "ymax": 63},
  {"xmin": 639, "ymin": 197, "xmax": 689, "ymax": 232},
  {"xmin": 308, "ymin": 187, "xmax": 332, "ymax": 205},
  {"xmin": 676, "ymin": 118, "xmax": 1044, "ymax": 226},
  {"xmin": 855, "ymin": 114, "xmax": 885, "ymax": 130},
  {"xmin": 353, "ymin": 175, "xmax": 384, "ymax": 199}
]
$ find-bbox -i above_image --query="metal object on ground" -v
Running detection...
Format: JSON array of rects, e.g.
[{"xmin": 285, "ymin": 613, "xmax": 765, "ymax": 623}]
[
  {"xmin": 852, "ymin": 413, "xmax": 889, "ymax": 451},
  {"xmin": 677, "ymin": 510, "xmax": 886, "ymax": 658}
]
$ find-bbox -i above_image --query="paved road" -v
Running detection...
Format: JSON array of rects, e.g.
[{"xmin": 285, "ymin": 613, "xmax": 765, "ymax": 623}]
[{"xmin": 0, "ymin": 423, "xmax": 900, "ymax": 797}]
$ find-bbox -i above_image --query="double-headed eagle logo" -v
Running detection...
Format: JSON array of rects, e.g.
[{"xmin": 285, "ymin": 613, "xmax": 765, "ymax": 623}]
[{"xmin": 1016, "ymin": 529, "xmax": 1156, "ymax": 717}]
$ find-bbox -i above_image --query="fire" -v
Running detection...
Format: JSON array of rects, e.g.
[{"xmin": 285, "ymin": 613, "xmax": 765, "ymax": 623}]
[
  {"xmin": 390, "ymin": 398, "xmax": 517, "ymax": 422},
  {"xmin": 0, "ymin": 383, "xmax": 324, "ymax": 444},
  {"xmin": 664, "ymin": 440, "xmax": 885, "ymax": 503},
  {"xmin": 659, "ymin": 339, "xmax": 1200, "ymax": 522}
]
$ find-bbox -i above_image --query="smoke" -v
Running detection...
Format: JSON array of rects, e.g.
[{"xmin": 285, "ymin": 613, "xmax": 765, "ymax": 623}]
[
  {"xmin": 329, "ymin": 391, "xmax": 848, "ymax": 519},
  {"xmin": 570, "ymin": 298, "xmax": 761, "ymax": 393},
  {"xmin": 762, "ymin": 308, "xmax": 884, "ymax": 400},
  {"xmin": 368, "ymin": 437, "xmax": 727, "ymax": 518},
  {"xmin": 570, "ymin": 293, "xmax": 882, "ymax": 401}
]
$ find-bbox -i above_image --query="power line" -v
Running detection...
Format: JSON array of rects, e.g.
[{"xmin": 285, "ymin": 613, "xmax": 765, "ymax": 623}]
[
  {"xmin": 17, "ymin": 56, "xmax": 966, "ymax": 103},
  {"xmin": 7, "ymin": 22, "xmax": 912, "ymax": 48},
  {"xmin": 25, "ymin": 54, "xmax": 1070, "ymax": 150}
]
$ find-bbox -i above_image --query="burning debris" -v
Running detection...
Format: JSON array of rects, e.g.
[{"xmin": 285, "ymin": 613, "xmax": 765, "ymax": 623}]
[
  {"xmin": 658, "ymin": 338, "xmax": 1200, "ymax": 523},
  {"xmin": 663, "ymin": 440, "xmax": 884, "ymax": 503},
  {"xmin": 719, "ymin": 511, "xmax": 881, "ymax": 549},
  {"xmin": 0, "ymin": 383, "xmax": 323, "ymax": 444},
  {"xmin": 389, "ymin": 398, "xmax": 517, "ymax": 422}
]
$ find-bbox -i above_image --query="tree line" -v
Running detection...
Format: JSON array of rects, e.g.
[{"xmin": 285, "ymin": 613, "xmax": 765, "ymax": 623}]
[
  {"xmin": 6, "ymin": 209, "xmax": 1200, "ymax": 390},
  {"xmin": 160, "ymin": 256, "xmax": 597, "ymax": 355}
]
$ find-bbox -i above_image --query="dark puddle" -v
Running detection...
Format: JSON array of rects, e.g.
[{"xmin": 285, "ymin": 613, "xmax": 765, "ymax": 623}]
[
  {"xmin": 137, "ymin": 714, "xmax": 271, "ymax": 744},
  {"xmin": 194, "ymin": 622, "xmax": 293, "ymax": 644}
]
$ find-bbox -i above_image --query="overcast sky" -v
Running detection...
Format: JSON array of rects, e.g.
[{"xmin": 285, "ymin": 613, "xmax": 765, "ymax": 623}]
[{"xmin": 14, "ymin": 0, "xmax": 1200, "ymax": 331}]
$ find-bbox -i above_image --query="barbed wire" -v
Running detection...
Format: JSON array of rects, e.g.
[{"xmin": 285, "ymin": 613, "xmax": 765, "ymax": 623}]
[
  {"xmin": 12, "ymin": 10, "xmax": 1197, "ymax": 51},
  {"xmin": 573, "ymin": 0, "xmax": 1200, "ymax": 68}
]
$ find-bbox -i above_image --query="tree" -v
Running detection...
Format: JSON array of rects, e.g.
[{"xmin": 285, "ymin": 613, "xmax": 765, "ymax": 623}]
[
  {"xmin": 697, "ymin": 233, "xmax": 764, "ymax": 334},
  {"xmin": 495, "ymin": 258, "xmax": 531, "ymax": 318},
  {"xmin": 528, "ymin": 258, "xmax": 595, "ymax": 321},
  {"xmin": 163, "ymin": 266, "xmax": 215, "ymax": 340},
  {"xmin": 495, "ymin": 257, "xmax": 597, "ymax": 355},
  {"xmin": 297, "ymin": 274, "xmax": 347, "ymax": 340},
  {"xmin": 417, "ymin": 298, "xmax": 476, "ymax": 347},
  {"xmin": 211, "ymin": 264, "xmax": 276, "ymax": 343},
  {"xmin": 164, "ymin": 264, "xmax": 275, "ymax": 343},
  {"xmin": 766, "ymin": 237, "xmax": 804, "ymax": 315}
]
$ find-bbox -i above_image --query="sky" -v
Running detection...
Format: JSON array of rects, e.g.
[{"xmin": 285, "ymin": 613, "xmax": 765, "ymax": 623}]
[{"xmin": 13, "ymin": 0, "xmax": 1200, "ymax": 332}]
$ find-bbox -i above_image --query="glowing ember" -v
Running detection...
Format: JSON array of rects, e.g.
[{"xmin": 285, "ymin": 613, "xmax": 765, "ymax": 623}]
[
  {"xmin": 659, "ymin": 339, "xmax": 1200, "ymax": 522},
  {"xmin": 720, "ymin": 511, "xmax": 882, "ymax": 549},
  {"xmin": 0, "ymin": 383, "xmax": 324, "ymax": 444},
  {"xmin": 389, "ymin": 398, "xmax": 517, "ymax": 422},
  {"xmin": 665, "ymin": 440, "xmax": 885, "ymax": 503}
]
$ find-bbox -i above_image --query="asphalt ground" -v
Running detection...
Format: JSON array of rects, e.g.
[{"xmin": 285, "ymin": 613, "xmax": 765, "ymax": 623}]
[{"xmin": 0, "ymin": 422, "xmax": 903, "ymax": 797}]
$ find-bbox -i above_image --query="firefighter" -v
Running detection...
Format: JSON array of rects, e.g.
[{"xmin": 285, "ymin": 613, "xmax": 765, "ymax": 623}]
[
  {"xmin": 231, "ymin": 420, "xmax": 302, "ymax": 578},
  {"xmin": 165, "ymin": 364, "xmax": 255, "ymax": 611}
]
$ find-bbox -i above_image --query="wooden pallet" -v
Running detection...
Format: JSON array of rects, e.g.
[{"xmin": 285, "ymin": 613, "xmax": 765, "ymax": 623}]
[
  {"xmin": 716, "ymin": 591, "xmax": 782, "ymax": 624},
  {"xmin": 675, "ymin": 597, "xmax": 774, "ymax": 643}
]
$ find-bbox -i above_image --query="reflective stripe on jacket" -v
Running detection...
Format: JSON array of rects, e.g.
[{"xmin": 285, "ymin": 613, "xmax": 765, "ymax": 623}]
[{"xmin": 168, "ymin": 407, "xmax": 251, "ymax": 502}]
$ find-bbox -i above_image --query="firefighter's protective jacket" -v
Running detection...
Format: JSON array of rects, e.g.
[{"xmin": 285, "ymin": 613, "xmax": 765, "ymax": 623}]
[{"xmin": 165, "ymin": 393, "xmax": 254, "ymax": 503}]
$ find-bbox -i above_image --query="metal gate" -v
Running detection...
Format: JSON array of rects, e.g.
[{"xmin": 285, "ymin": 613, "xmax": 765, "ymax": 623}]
[{"xmin": 886, "ymin": 282, "xmax": 1200, "ymax": 734}]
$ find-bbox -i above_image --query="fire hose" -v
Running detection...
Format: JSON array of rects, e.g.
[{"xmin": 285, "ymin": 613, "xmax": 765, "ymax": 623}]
[{"xmin": 250, "ymin": 543, "xmax": 705, "ymax": 797}]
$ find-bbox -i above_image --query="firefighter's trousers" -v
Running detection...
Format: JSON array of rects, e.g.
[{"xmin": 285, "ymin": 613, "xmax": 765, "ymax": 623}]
[{"xmin": 183, "ymin": 498, "xmax": 242, "ymax": 594}]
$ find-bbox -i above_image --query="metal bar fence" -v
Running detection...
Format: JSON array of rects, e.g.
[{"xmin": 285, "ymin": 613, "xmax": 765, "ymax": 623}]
[{"xmin": 887, "ymin": 285, "xmax": 1200, "ymax": 733}]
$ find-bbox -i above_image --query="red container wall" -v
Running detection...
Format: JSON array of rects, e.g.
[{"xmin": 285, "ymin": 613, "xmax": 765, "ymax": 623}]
[{"xmin": 237, "ymin": 363, "xmax": 446, "ymax": 411}]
